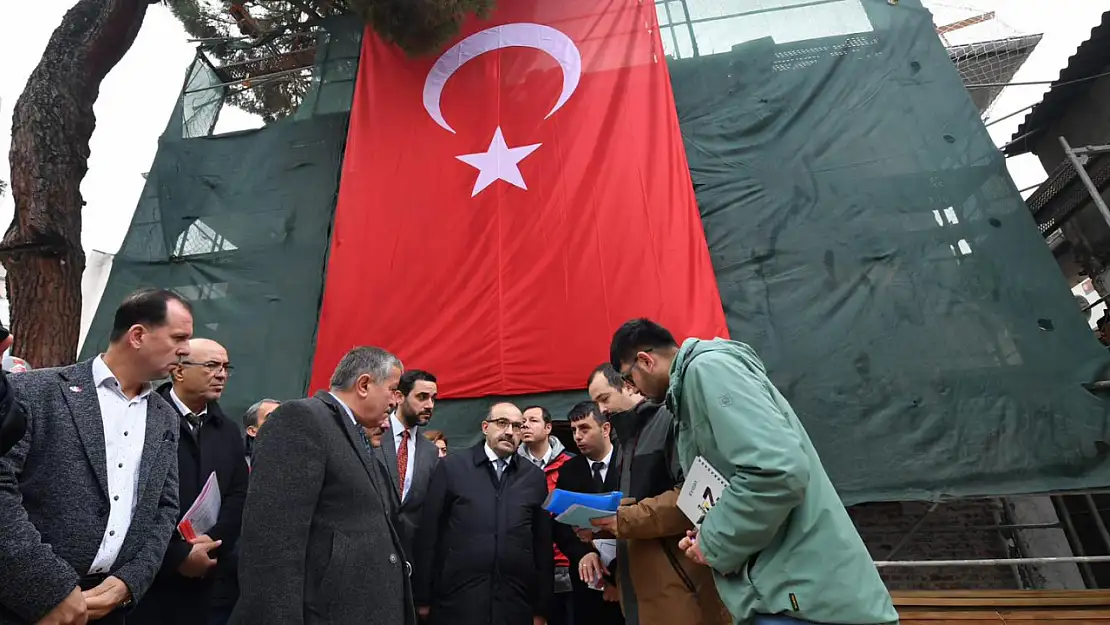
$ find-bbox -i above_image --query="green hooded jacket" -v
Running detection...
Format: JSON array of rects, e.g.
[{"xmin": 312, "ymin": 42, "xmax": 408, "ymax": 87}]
[{"xmin": 665, "ymin": 338, "xmax": 898, "ymax": 625}]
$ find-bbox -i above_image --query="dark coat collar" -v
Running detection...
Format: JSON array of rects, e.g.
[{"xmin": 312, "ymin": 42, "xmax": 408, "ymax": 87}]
[{"xmin": 155, "ymin": 381, "xmax": 227, "ymax": 427}]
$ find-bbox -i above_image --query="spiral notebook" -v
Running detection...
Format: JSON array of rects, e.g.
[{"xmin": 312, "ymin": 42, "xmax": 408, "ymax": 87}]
[{"xmin": 677, "ymin": 456, "xmax": 728, "ymax": 526}]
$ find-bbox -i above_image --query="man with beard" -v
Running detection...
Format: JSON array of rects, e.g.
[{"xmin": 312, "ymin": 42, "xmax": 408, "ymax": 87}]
[
  {"xmin": 583, "ymin": 364, "xmax": 729, "ymax": 625},
  {"xmin": 376, "ymin": 369, "xmax": 441, "ymax": 560},
  {"xmin": 609, "ymin": 319, "xmax": 896, "ymax": 625},
  {"xmin": 130, "ymin": 339, "xmax": 249, "ymax": 625},
  {"xmin": 415, "ymin": 402, "xmax": 552, "ymax": 625}
]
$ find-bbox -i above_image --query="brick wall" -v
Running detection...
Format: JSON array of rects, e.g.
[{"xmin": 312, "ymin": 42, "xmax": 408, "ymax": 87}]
[{"xmin": 849, "ymin": 500, "xmax": 1020, "ymax": 590}]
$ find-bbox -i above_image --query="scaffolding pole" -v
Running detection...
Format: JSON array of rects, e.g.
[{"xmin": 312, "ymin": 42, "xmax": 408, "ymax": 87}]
[
  {"xmin": 1059, "ymin": 136, "xmax": 1110, "ymax": 229},
  {"xmin": 875, "ymin": 555, "xmax": 1110, "ymax": 567}
]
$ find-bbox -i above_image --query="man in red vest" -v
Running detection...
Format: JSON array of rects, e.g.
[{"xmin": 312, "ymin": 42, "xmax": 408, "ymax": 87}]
[{"xmin": 519, "ymin": 405, "xmax": 575, "ymax": 625}]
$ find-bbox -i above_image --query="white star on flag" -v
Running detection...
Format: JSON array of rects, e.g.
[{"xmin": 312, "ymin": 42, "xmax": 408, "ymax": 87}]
[{"xmin": 456, "ymin": 127, "xmax": 542, "ymax": 197}]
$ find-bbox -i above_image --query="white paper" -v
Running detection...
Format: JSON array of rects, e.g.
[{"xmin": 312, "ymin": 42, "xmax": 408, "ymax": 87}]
[
  {"xmin": 677, "ymin": 456, "xmax": 728, "ymax": 525},
  {"xmin": 585, "ymin": 539, "xmax": 617, "ymax": 591},
  {"xmin": 593, "ymin": 538, "xmax": 617, "ymax": 567},
  {"xmin": 177, "ymin": 471, "xmax": 221, "ymax": 540}
]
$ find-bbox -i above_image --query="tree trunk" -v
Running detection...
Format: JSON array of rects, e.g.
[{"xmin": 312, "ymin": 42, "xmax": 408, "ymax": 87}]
[{"xmin": 2, "ymin": 0, "xmax": 157, "ymax": 367}]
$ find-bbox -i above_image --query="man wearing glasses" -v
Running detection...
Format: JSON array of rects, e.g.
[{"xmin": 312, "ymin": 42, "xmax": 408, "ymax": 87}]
[
  {"xmin": 608, "ymin": 319, "xmax": 896, "ymax": 625},
  {"xmin": 131, "ymin": 338, "xmax": 249, "ymax": 625},
  {"xmin": 414, "ymin": 402, "xmax": 553, "ymax": 625}
]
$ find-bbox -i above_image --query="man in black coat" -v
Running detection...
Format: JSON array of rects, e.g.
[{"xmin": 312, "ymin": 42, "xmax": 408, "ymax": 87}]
[
  {"xmin": 129, "ymin": 338, "xmax": 249, "ymax": 625},
  {"xmin": 230, "ymin": 346, "xmax": 412, "ymax": 625},
  {"xmin": 415, "ymin": 402, "xmax": 553, "ymax": 625},
  {"xmin": 552, "ymin": 402, "xmax": 625, "ymax": 625}
]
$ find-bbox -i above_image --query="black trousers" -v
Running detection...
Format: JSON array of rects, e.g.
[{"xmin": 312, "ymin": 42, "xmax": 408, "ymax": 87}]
[{"xmin": 550, "ymin": 590, "xmax": 574, "ymax": 625}]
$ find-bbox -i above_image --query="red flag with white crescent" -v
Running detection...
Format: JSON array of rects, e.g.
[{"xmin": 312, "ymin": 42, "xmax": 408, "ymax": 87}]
[{"xmin": 311, "ymin": 0, "xmax": 728, "ymax": 397}]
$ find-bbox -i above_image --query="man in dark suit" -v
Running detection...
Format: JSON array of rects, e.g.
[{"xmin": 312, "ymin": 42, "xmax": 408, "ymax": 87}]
[
  {"xmin": 376, "ymin": 369, "xmax": 441, "ymax": 560},
  {"xmin": 130, "ymin": 338, "xmax": 249, "ymax": 625},
  {"xmin": 553, "ymin": 402, "xmax": 625, "ymax": 625},
  {"xmin": 230, "ymin": 346, "xmax": 412, "ymax": 625},
  {"xmin": 414, "ymin": 402, "xmax": 553, "ymax": 625},
  {"xmin": 0, "ymin": 289, "xmax": 193, "ymax": 625}
]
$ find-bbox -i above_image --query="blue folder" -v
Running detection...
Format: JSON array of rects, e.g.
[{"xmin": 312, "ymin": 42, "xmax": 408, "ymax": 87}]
[{"xmin": 543, "ymin": 489, "xmax": 623, "ymax": 516}]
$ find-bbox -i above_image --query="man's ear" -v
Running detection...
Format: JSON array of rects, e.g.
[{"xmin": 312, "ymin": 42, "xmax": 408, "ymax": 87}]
[
  {"xmin": 246, "ymin": 425, "xmax": 258, "ymax": 438},
  {"xmin": 169, "ymin": 363, "xmax": 184, "ymax": 382}
]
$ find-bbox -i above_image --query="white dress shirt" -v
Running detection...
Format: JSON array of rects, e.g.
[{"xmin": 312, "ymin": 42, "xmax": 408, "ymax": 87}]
[
  {"xmin": 88, "ymin": 356, "xmax": 152, "ymax": 575},
  {"xmin": 169, "ymin": 388, "xmax": 208, "ymax": 432},
  {"xmin": 484, "ymin": 444, "xmax": 512, "ymax": 475},
  {"xmin": 589, "ymin": 446, "xmax": 614, "ymax": 483},
  {"xmin": 390, "ymin": 413, "xmax": 417, "ymax": 500}
]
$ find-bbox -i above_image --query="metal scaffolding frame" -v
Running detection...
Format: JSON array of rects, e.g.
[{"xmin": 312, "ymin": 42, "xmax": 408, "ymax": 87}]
[{"xmin": 869, "ymin": 493, "xmax": 1110, "ymax": 589}]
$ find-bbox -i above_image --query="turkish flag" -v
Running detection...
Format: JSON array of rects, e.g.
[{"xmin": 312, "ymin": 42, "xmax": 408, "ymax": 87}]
[{"xmin": 311, "ymin": 0, "xmax": 728, "ymax": 398}]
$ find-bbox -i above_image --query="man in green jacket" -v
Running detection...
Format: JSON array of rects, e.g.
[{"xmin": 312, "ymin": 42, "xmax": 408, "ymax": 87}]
[{"xmin": 608, "ymin": 318, "xmax": 898, "ymax": 625}]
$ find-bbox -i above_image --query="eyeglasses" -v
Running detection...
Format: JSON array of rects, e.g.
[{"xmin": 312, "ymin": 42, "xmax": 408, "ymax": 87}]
[
  {"xmin": 181, "ymin": 361, "xmax": 234, "ymax": 376},
  {"xmin": 485, "ymin": 418, "xmax": 524, "ymax": 431},
  {"xmin": 620, "ymin": 349, "xmax": 653, "ymax": 384}
]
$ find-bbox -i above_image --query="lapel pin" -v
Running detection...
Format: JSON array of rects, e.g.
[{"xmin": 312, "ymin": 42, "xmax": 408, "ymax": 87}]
[{"xmin": 69, "ymin": 386, "xmax": 82, "ymax": 393}]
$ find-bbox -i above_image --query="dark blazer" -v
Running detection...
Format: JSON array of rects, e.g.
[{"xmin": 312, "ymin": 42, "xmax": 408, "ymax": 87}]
[
  {"xmin": 229, "ymin": 392, "xmax": 414, "ymax": 625},
  {"xmin": 128, "ymin": 384, "xmax": 249, "ymax": 625},
  {"xmin": 414, "ymin": 443, "xmax": 553, "ymax": 625},
  {"xmin": 375, "ymin": 422, "xmax": 440, "ymax": 560},
  {"xmin": 0, "ymin": 360, "xmax": 180, "ymax": 624},
  {"xmin": 552, "ymin": 446, "xmax": 626, "ymax": 625}
]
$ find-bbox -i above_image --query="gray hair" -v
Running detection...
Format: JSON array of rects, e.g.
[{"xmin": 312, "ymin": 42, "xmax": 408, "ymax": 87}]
[
  {"xmin": 243, "ymin": 398, "xmax": 281, "ymax": 429},
  {"xmin": 329, "ymin": 346, "xmax": 403, "ymax": 391}
]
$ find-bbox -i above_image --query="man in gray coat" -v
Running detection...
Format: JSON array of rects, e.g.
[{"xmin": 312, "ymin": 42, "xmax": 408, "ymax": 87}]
[
  {"xmin": 0, "ymin": 289, "xmax": 194, "ymax": 625},
  {"xmin": 231, "ymin": 346, "xmax": 414, "ymax": 625}
]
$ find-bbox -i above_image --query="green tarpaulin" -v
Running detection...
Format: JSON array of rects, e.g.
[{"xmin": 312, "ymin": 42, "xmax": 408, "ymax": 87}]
[{"xmin": 82, "ymin": 2, "xmax": 1110, "ymax": 504}]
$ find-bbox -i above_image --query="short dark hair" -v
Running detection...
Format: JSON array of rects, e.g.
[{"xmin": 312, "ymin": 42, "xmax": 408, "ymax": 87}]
[
  {"xmin": 109, "ymin": 289, "xmax": 192, "ymax": 343},
  {"xmin": 567, "ymin": 400, "xmax": 607, "ymax": 425},
  {"xmin": 587, "ymin": 363, "xmax": 623, "ymax": 391},
  {"xmin": 522, "ymin": 405, "xmax": 552, "ymax": 423},
  {"xmin": 398, "ymin": 369, "xmax": 437, "ymax": 397},
  {"xmin": 609, "ymin": 318, "xmax": 678, "ymax": 370}
]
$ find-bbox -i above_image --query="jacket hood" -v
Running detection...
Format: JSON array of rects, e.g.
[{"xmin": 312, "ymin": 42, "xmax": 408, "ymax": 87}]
[
  {"xmin": 517, "ymin": 434, "xmax": 569, "ymax": 468},
  {"xmin": 666, "ymin": 337, "xmax": 763, "ymax": 418}
]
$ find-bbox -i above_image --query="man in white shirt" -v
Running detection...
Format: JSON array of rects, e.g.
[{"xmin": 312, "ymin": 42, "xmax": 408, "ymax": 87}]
[
  {"xmin": 376, "ymin": 369, "xmax": 441, "ymax": 559},
  {"xmin": 0, "ymin": 289, "xmax": 194, "ymax": 625}
]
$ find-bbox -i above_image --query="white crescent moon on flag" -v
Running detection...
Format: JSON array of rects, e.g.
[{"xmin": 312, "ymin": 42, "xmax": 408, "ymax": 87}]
[{"xmin": 422, "ymin": 23, "xmax": 583, "ymax": 134}]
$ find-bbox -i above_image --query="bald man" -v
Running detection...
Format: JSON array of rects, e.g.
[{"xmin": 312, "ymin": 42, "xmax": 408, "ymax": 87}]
[
  {"xmin": 130, "ymin": 338, "xmax": 249, "ymax": 625},
  {"xmin": 414, "ymin": 402, "xmax": 554, "ymax": 625}
]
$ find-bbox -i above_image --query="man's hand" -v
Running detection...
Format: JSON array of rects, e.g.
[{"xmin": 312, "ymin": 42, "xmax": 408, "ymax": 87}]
[
  {"xmin": 417, "ymin": 606, "xmax": 430, "ymax": 620},
  {"xmin": 578, "ymin": 552, "xmax": 608, "ymax": 586},
  {"xmin": 81, "ymin": 576, "xmax": 130, "ymax": 621},
  {"xmin": 679, "ymin": 529, "xmax": 708, "ymax": 566},
  {"xmin": 178, "ymin": 535, "xmax": 222, "ymax": 579},
  {"xmin": 533, "ymin": 617, "xmax": 547, "ymax": 625},
  {"xmin": 34, "ymin": 586, "xmax": 87, "ymax": 625},
  {"xmin": 589, "ymin": 515, "xmax": 617, "ymax": 538},
  {"xmin": 602, "ymin": 582, "xmax": 620, "ymax": 603}
]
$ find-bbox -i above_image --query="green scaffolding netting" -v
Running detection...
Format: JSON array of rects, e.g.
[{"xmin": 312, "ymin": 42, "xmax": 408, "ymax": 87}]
[
  {"xmin": 83, "ymin": 2, "xmax": 1110, "ymax": 503},
  {"xmin": 429, "ymin": 0, "xmax": 1110, "ymax": 504},
  {"xmin": 79, "ymin": 17, "xmax": 362, "ymax": 423}
]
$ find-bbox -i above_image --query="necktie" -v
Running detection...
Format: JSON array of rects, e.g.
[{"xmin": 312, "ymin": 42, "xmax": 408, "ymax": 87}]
[
  {"xmin": 397, "ymin": 430, "xmax": 410, "ymax": 497},
  {"xmin": 494, "ymin": 458, "xmax": 507, "ymax": 481},
  {"xmin": 185, "ymin": 412, "xmax": 205, "ymax": 431},
  {"xmin": 592, "ymin": 461, "xmax": 605, "ymax": 491},
  {"xmin": 358, "ymin": 428, "xmax": 375, "ymax": 454}
]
